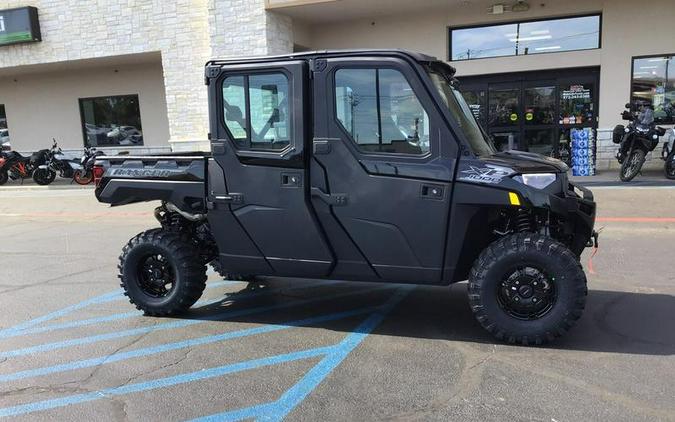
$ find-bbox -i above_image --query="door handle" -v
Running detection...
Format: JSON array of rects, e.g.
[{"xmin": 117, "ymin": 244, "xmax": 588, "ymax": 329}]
[
  {"xmin": 420, "ymin": 184, "xmax": 444, "ymax": 200},
  {"xmin": 311, "ymin": 187, "xmax": 348, "ymax": 206}
]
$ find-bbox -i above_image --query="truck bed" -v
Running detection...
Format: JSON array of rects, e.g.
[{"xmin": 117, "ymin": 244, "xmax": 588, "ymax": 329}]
[{"xmin": 94, "ymin": 154, "xmax": 208, "ymax": 211}]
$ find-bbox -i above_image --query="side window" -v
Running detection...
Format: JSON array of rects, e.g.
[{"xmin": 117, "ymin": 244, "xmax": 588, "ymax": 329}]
[
  {"xmin": 222, "ymin": 72, "xmax": 291, "ymax": 150},
  {"xmin": 335, "ymin": 68, "xmax": 430, "ymax": 155},
  {"xmin": 222, "ymin": 76, "xmax": 247, "ymax": 141}
]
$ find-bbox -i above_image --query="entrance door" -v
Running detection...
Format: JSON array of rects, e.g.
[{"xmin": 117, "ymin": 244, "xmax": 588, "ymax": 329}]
[
  {"xmin": 460, "ymin": 67, "xmax": 600, "ymax": 157},
  {"xmin": 487, "ymin": 82, "xmax": 522, "ymax": 151},
  {"xmin": 310, "ymin": 58, "xmax": 455, "ymax": 283},
  {"xmin": 486, "ymin": 81, "xmax": 557, "ymax": 155},
  {"xmin": 207, "ymin": 60, "xmax": 333, "ymax": 278}
]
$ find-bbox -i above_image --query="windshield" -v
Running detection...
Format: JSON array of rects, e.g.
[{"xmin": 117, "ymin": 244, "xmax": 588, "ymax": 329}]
[{"xmin": 426, "ymin": 68, "xmax": 495, "ymax": 157}]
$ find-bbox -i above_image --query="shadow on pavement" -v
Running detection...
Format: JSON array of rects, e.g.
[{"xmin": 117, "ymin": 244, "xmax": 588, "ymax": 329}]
[{"xmin": 168, "ymin": 279, "xmax": 675, "ymax": 356}]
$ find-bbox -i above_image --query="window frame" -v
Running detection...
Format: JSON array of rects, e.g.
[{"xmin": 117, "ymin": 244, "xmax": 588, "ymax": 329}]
[
  {"xmin": 332, "ymin": 65, "xmax": 434, "ymax": 158},
  {"xmin": 78, "ymin": 94, "xmax": 143, "ymax": 148},
  {"xmin": 218, "ymin": 69, "xmax": 294, "ymax": 153},
  {"xmin": 448, "ymin": 13, "xmax": 603, "ymax": 62},
  {"xmin": 630, "ymin": 53, "xmax": 675, "ymax": 125}
]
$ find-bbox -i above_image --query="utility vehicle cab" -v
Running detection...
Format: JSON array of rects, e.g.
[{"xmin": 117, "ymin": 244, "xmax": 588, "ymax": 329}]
[{"xmin": 96, "ymin": 50, "xmax": 597, "ymax": 344}]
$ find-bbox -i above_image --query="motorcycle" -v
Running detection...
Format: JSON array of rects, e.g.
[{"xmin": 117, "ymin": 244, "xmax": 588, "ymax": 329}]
[
  {"xmin": 613, "ymin": 102, "xmax": 667, "ymax": 182},
  {"xmin": 663, "ymin": 128, "xmax": 675, "ymax": 180},
  {"xmin": 73, "ymin": 146, "xmax": 103, "ymax": 185},
  {"xmin": 0, "ymin": 148, "xmax": 50, "ymax": 185},
  {"xmin": 35, "ymin": 139, "xmax": 83, "ymax": 185}
]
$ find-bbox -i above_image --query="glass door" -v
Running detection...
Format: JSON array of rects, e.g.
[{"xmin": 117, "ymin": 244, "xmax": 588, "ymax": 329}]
[
  {"xmin": 523, "ymin": 81, "xmax": 557, "ymax": 156},
  {"xmin": 488, "ymin": 82, "xmax": 522, "ymax": 151}
]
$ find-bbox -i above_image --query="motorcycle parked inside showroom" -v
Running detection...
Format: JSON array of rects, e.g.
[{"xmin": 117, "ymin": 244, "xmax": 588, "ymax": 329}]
[
  {"xmin": 662, "ymin": 128, "xmax": 675, "ymax": 180},
  {"xmin": 0, "ymin": 148, "xmax": 50, "ymax": 185},
  {"xmin": 73, "ymin": 146, "xmax": 104, "ymax": 185},
  {"xmin": 34, "ymin": 139, "xmax": 84, "ymax": 185},
  {"xmin": 613, "ymin": 102, "xmax": 667, "ymax": 182}
]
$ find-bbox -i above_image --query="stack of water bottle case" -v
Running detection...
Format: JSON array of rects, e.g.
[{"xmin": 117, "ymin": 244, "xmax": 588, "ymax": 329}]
[{"xmin": 570, "ymin": 128, "xmax": 596, "ymax": 176}]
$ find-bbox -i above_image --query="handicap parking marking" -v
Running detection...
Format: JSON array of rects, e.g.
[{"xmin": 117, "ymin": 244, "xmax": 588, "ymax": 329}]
[
  {"xmin": 191, "ymin": 286, "xmax": 413, "ymax": 422},
  {"xmin": 0, "ymin": 283, "xmax": 391, "ymax": 359},
  {"xmin": 0, "ymin": 286, "xmax": 413, "ymax": 419},
  {"xmin": 0, "ymin": 305, "xmax": 377, "ymax": 384},
  {"xmin": 0, "ymin": 279, "xmax": 240, "ymax": 340}
]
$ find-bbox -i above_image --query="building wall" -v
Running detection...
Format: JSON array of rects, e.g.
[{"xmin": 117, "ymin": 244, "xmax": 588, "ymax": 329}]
[
  {"xmin": 0, "ymin": 0, "xmax": 212, "ymax": 149},
  {"xmin": 0, "ymin": 61, "xmax": 170, "ymax": 152},
  {"xmin": 301, "ymin": 0, "xmax": 675, "ymax": 168}
]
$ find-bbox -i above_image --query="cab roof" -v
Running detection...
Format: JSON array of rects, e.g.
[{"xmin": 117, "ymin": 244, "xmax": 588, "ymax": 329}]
[{"xmin": 206, "ymin": 49, "xmax": 440, "ymax": 67}]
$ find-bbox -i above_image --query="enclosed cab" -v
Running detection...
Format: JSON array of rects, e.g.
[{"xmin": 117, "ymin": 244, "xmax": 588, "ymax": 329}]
[{"xmin": 96, "ymin": 50, "xmax": 597, "ymax": 345}]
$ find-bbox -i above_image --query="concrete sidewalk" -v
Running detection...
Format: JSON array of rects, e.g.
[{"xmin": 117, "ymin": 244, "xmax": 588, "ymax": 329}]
[
  {"xmin": 570, "ymin": 169, "xmax": 675, "ymax": 187},
  {"xmin": 0, "ymin": 178, "xmax": 94, "ymax": 191}
]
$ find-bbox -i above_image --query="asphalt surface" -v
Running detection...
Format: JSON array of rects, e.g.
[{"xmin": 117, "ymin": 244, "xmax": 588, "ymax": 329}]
[{"xmin": 0, "ymin": 186, "xmax": 673, "ymax": 421}]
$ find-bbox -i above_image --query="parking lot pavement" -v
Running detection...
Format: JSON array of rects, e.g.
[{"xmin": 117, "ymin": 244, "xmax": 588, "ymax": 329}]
[{"xmin": 0, "ymin": 188, "xmax": 673, "ymax": 421}]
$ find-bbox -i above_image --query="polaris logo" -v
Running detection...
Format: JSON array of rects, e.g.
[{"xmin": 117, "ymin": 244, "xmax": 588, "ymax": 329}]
[{"xmin": 111, "ymin": 169, "xmax": 181, "ymax": 178}]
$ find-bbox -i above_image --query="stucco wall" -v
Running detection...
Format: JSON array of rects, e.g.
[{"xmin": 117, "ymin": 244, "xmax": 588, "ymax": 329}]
[
  {"xmin": 302, "ymin": 0, "xmax": 675, "ymax": 129},
  {"xmin": 0, "ymin": 0, "xmax": 212, "ymax": 148},
  {"xmin": 0, "ymin": 61, "xmax": 170, "ymax": 152}
]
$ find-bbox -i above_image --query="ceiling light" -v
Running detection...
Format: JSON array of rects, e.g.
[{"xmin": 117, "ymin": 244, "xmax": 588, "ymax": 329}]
[
  {"xmin": 530, "ymin": 30, "xmax": 550, "ymax": 35},
  {"xmin": 535, "ymin": 45, "xmax": 561, "ymax": 51},
  {"xmin": 509, "ymin": 35, "xmax": 552, "ymax": 42}
]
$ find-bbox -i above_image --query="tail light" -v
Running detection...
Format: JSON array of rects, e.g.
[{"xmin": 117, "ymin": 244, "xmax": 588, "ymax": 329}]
[{"xmin": 93, "ymin": 165, "xmax": 105, "ymax": 187}]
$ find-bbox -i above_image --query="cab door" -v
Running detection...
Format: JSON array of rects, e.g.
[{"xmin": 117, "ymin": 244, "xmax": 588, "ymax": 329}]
[
  {"xmin": 206, "ymin": 60, "xmax": 333, "ymax": 277},
  {"xmin": 310, "ymin": 57, "xmax": 457, "ymax": 283}
]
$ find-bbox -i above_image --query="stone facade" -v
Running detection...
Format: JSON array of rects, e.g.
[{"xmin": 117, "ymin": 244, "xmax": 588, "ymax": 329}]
[{"xmin": 0, "ymin": 0, "xmax": 295, "ymax": 151}]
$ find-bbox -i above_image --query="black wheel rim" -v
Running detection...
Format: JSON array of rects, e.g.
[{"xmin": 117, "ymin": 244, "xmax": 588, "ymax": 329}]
[
  {"xmin": 497, "ymin": 266, "xmax": 556, "ymax": 320},
  {"xmin": 137, "ymin": 253, "xmax": 176, "ymax": 298}
]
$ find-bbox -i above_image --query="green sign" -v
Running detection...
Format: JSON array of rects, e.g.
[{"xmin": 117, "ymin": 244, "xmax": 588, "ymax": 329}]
[{"xmin": 0, "ymin": 7, "xmax": 41, "ymax": 47}]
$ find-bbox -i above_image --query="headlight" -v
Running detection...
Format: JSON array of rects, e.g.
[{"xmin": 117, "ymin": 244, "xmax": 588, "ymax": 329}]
[
  {"xmin": 652, "ymin": 134, "xmax": 658, "ymax": 140},
  {"xmin": 513, "ymin": 173, "xmax": 557, "ymax": 189}
]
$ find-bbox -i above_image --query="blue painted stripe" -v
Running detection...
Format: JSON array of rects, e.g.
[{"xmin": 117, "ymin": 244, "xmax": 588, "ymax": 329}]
[
  {"xmin": 0, "ymin": 291, "xmax": 122, "ymax": 337},
  {"xmin": 190, "ymin": 286, "xmax": 413, "ymax": 422},
  {"xmin": 0, "ymin": 306, "xmax": 375, "ymax": 383},
  {"xmin": 0, "ymin": 284, "xmax": 390, "ymax": 359},
  {"xmin": 0, "ymin": 345, "xmax": 336, "ymax": 418},
  {"xmin": 2, "ymin": 280, "xmax": 252, "ymax": 339}
]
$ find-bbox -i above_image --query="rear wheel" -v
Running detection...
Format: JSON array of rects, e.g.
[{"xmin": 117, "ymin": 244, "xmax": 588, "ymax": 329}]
[
  {"xmin": 73, "ymin": 169, "xmax": 94, "ymax": 185},
  {"xmin": 0, "ymin": 170, "xmax": 7, "ymax": 186},
  {"xmin": 665, "ymin": 149, "xmax": 675, "ymax": 180},
  {"xmin": 119, "ymin": 229, "xmax": 207, "ymax": 316},
  {"xmin": 33, "ymin": 168, "xmax": 56, "ymax": 185},
  {"xmin": 619, "ymin": 149, "xmax": 645, "ymax": 182},
  {"xmin": 468, "ymin": 233, "xmax": 587, "ymax": 345}
]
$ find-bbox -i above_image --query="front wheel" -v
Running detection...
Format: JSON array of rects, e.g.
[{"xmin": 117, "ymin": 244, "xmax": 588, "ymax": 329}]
[
  {"xmin": 73, "ymin": 169, "xmax": 93, "ymax": 185},
  {"xmin": 119, "ymin": 229, "xmax": 207, "ymax": 316},
  {"xmin": 0, "ymin": 170, "xmax": 7, "ymax": 186},
  {"xmin": 468, "ymin": 233, "xmax": 587, "ymax": 345},
  {"xmin": 665, "ymin": 150, "xmax": 675, "ymax": 180},
  {"xmin": 619, "ymin": 149, "xmax": 645, "ymax": 182},
  {"xmin": 32, "ymin": 168, "xmax": 56, "ymax": 185}
]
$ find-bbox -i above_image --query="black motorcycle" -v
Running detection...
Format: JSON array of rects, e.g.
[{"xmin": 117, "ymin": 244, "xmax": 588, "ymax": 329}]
[
  {"xmin": 613, "ymin": 102, "xmax": 666, "ymax": 182},
  {"xmin": 0, "ymin": 148, "xmax": 50, "ymax": 185},
  {"xmin": 34, "ymin": 140, "xmax": 84, "ymax": 185}
]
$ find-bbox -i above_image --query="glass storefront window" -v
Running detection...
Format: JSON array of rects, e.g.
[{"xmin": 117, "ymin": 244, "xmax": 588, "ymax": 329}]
[
  {"xmin": 632, "ymin": 55, "xmax": 675, "ymax": 124},
  {"xmin": 559, "ymin": 83, "xmax": 594, "ymax": 125},
  {"xmin": 79, "ymin": 95, "xmax": 143, "ymax": 147},
  {"xmin": 450, "ymin": 15, "xmax": 601, "ymax": 61},
  {"xmin": 524, "ymin": 86, "xmax": 555, "ymax": 125},
  {"xmin": 0, "ymin": 104, "xmax": 9, "ymax": 150},
  {"xmin": 488, "ymin": 87, "xmax": 520, "ymax": 126},
  {"xmin": 461, "ymin": 89, "xmax": 486, "ymax": 126}
]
